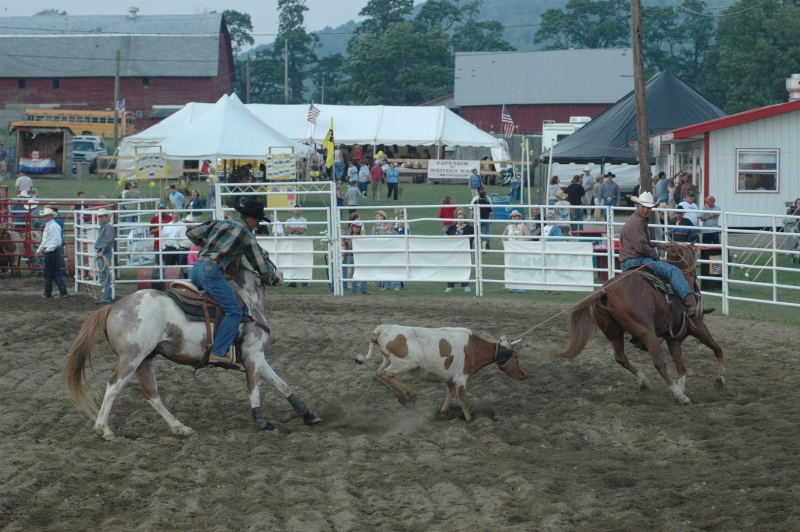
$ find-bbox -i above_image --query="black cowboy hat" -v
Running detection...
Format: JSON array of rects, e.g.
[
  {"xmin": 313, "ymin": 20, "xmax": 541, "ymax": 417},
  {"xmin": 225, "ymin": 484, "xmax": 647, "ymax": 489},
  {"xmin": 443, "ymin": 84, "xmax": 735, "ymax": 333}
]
[{"xmin": 234, "ymin": 200, "xmax": 270, "ymax": 222}]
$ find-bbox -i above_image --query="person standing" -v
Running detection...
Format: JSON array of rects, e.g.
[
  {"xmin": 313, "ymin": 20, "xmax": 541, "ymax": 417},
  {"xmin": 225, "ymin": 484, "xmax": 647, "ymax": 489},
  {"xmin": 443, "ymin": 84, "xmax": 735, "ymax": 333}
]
[
  {"xmin": 678, "ymin": 190, "xmax": 699, "ymax": 225},
  {"xmin": 386, "ymin": 163, "xmax": 399, "ymax": 201},
  {"xmin": 598, "ymin": 173, "xmax": 620, "ymax": 219},
  {"xmin": 346, "ymin": 178, "xmax": 361, "ymax": 216},
  {"xmin": 581, "ymin": 167, "xmax": 595, "ymax": 216},
  {"xmin": 334, "ymin": 145, "xmax": 345, "ymax": 182},
  {"xmin": 547, "ymin": 175, "xmax": 561, "ymax": 205},
  {"xmin": 566, "ymin": 175, "xmax": 587, "ymax": 231},
  {"xmin": 0, "ymin": 143, "xmax": 7, "ymax": 180},
  {"xmin": 15, "ymin": 174, "xmax": 33, "ymax": 196},
  {"xmin": 444, "ymin": 210, "xmax": 474, "ymax": 293},
  {"xmin": 35, "ymin": 207, "xmax": 68, "ymax": 299},
  {"xmin": 439, "ymin": 195, "xmax": 457, "ymax": 229},
  {"xmin": 370, "ymin": 161, "xmax": 383, "ymax": 201},
  {"xmin": 655, "ymin": 171, "xmax": 671, "ymax": 205},
  {"xmin": 358, "ymin": 160, "xmax": 370, "ymax": 197},
  {"xmin": 470, "ymin": 188, "xmax": 494, "ymax": 250},
  {"xmin": 94, "ymin": 208, "xmax": 115, "ymax": 304},
  {"xmin": 206, "ymin": 167, "xmax": 218, "ymax": 210},
  {"xmin": 700, "ymin": 196, "xmax": 721, "ymax": 245},
  {"xmin": 468, "ymin": 168, "xmax": 482, "ymax": 197},
  {"xmin": 169, "ymin": 184, "xmax": 185, "ymax": 213}
]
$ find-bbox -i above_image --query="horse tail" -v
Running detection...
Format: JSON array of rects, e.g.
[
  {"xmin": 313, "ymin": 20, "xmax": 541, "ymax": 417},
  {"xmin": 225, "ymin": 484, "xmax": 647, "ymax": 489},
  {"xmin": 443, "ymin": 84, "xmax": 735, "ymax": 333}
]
[
  {"xmin": 64, "ymin": 305, "xmax": 113, "ymax": 418},
  {"xmin": 551, "ymin": 290, "xmax": 605, "ymax": 359}
]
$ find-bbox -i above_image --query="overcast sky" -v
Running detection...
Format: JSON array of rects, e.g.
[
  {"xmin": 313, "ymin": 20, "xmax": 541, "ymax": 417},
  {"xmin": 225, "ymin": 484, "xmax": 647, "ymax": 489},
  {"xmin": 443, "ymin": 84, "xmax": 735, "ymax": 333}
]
[{"xmin": 2, "ymin": 0, "xmax": 379, "ymax": 46}]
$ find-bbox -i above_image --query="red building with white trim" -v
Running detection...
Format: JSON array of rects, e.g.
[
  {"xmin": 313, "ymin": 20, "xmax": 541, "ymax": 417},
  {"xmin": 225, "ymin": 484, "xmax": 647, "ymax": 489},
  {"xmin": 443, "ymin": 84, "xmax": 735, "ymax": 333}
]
[
  {"xmin": 0, "ymin": 11, "xmax": 235, "ymax": 132},
  {"xmin": 454, "ymin": 49, "xmax": 635, "ymax": 135}
]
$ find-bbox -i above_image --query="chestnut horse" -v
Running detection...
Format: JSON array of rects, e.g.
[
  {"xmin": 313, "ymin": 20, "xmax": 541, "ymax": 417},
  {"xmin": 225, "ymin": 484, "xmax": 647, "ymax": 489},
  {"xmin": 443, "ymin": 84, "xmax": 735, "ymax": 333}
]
[
  {"xmin": 555, "ymin": 243, "xmax": 725, "ymax": 405},
  {"xmin": 65, "ymin": 257, "xmax": 321, "ymax": 440}
]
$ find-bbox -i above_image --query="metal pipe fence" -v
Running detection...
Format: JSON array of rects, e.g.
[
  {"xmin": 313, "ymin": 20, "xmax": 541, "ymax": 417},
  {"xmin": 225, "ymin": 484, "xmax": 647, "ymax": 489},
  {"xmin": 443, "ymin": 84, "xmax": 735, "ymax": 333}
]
[{"xmin": 6, "ymin": 188, "xmax": 799, "ymax": 316}]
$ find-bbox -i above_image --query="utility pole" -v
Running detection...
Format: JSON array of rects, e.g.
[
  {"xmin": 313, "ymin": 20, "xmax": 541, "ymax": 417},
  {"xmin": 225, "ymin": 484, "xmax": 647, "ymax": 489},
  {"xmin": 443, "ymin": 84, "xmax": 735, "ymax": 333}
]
[
  {"xmin": 321, "ymin": 78, "xmax": 325, "ymax": 105},
  {"xmin": 284, "ymin": 39, "xmax": 289, "ymax": 105},
  {"xmin": 113, "ymin": 49, "xmax": 120, "ymax": 147},
  {"xmin": 246, "ymin": 55, "xmax": 251, "ymax": 104},
  {"xmin": 631, "ymin": 0, "xmax": 652, "ymax": 193}
]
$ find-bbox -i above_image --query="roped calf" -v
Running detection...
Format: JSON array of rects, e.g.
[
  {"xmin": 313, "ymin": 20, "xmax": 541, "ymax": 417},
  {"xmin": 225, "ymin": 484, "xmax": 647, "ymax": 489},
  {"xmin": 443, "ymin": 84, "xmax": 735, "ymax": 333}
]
[{"xmin": 354, "ymin": 325, "xmax": 526, "ymax": 421}]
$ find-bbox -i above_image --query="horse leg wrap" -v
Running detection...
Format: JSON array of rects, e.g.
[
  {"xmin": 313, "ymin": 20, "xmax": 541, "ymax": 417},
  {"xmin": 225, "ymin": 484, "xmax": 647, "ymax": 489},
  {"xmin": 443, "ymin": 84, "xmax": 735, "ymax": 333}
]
[
  {"xmin": 251, "ymin": 407, "xmax": 277, "ymax": 432},
  {"xmin": 287, "ymin": 393, "xmax": 322, "ymax": 425}
]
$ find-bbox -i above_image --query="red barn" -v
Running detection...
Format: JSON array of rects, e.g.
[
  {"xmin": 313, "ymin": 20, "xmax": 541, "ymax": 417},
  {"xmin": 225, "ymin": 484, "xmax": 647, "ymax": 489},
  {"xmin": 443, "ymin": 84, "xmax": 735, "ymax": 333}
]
[
  {"xmin": 454, "ymin": 49, "xmax": 634, "ymax": 135},
  {"xmin": 0, "ymin": 10, "xmax": 235, "ymax": 132}
]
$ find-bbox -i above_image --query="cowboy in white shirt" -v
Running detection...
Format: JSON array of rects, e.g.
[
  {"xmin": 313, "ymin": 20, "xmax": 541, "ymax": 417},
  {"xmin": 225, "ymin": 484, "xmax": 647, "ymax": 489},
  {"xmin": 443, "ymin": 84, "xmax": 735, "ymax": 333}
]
[{"xmin": 35, "ymin": 207, "xmax": 69, "ymax": 298}]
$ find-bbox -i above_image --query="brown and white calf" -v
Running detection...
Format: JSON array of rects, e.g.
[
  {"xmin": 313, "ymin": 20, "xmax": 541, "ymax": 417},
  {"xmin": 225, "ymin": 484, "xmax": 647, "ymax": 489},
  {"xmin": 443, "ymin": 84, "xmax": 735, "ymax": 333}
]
[{"xmin": 354, "ymin": 325, "xmax": 526, "ymax": 421}]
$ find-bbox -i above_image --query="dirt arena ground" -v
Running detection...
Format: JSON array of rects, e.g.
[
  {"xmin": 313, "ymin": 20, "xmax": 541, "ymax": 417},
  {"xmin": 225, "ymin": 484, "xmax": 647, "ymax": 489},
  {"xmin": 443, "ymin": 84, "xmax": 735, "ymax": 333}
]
[{"xmin": 2, "ymin": 278, "xmax": 800, "ymax": 531}]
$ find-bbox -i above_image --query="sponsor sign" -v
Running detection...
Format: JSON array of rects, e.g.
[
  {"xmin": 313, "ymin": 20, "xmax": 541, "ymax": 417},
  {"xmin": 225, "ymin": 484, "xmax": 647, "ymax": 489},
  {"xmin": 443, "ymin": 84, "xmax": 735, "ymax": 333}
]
[
  {"xmin": 427, "ymin": 159, "xmax": 480, "ymax": 181},
  {"xmin": 266, "ymin": 153, "xmax": 296, "ymax": 181}
]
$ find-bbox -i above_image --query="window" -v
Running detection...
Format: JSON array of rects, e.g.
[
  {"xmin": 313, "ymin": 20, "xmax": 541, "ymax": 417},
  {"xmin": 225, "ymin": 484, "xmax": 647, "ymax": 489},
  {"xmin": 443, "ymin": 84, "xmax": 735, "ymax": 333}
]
[
  {"xmin": 142, "ymin": 77, "xmax": 149, "ymax": 89},
  {"xmin": 736, "ymin": 149, "xmax": 779, "ymax": 193},
  {"xmin": 91, "ymin": 117, "xmax": 99, "ymax": 123},
  {"xmin": 53, "ymin": 78, "xmax": 60, "ymax": 89},
  {"xmin": 18, "ymin": 79, "xmax": 25, "ymax": 89},
  {"xmin": 135, "ymin": 109, "xmax": 143, "ymax": 119},
  {"xmin": 34, "ymin": 115, "xmax": 43, "ymax": 122}
]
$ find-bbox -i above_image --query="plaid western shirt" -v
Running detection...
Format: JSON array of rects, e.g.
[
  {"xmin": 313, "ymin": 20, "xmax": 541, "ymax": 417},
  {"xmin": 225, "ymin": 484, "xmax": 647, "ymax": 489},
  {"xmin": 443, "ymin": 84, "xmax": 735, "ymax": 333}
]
[{"xmin": 186, "ymin": 218, "xmax": 272, "ymax": 277}]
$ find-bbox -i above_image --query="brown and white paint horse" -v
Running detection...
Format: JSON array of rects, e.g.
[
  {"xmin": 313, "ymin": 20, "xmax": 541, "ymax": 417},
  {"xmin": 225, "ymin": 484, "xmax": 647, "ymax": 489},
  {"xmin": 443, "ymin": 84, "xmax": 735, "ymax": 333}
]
[{"xmin": 65, "ymin": 258, "xmax": 321, "ymax": 440}]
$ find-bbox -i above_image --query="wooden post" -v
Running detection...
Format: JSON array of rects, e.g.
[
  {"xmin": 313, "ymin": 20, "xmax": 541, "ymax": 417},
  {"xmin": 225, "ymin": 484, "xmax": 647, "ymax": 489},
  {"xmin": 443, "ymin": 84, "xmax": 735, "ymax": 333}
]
[
  {"xmin": 113, "ymin": 50, "xmax": 120, "ymax": 148},
  {"xmin": 631, "ymin": 0, "xmax": 652, "ymax": 193},
  {"xmin": 246, "ymin": 55, "xmax": 251, "ymax": 104},
  {"xmin": 284, "ymin": 40, "xmax": 289, "ymax": 105}
]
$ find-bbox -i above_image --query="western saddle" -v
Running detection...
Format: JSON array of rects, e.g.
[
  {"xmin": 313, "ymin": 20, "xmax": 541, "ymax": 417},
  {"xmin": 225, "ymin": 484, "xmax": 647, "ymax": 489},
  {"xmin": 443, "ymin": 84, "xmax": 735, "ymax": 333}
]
[{"xmin": 164, "ymin": 280, "xmax": 269, "ymax": 369}]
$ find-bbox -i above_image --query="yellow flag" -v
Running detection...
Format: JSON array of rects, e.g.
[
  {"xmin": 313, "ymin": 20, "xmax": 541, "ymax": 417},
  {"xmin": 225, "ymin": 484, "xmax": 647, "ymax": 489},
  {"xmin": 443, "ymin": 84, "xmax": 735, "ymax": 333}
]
[{"xmin": 323, "ymin": 118, "xmax": 335, "ymax": 169}]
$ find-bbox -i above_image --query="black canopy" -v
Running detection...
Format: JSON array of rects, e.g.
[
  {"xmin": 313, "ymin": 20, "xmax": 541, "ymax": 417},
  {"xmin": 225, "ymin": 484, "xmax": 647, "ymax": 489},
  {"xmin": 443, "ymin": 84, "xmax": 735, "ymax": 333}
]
[{"xmin": 547, "ymin": 70, "xmax": 725, "ymax": 165}]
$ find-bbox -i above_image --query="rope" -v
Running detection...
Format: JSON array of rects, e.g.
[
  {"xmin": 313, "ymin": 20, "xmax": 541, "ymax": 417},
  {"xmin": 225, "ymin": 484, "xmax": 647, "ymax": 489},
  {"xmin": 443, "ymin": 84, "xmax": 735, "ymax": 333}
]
[
  {"xmin": 510, "ymin": 244, "xmax": 697, "ymax": 342},
  {"xmin": 84, "ymin": 255, "xmax": 110, "ymax": 301}
]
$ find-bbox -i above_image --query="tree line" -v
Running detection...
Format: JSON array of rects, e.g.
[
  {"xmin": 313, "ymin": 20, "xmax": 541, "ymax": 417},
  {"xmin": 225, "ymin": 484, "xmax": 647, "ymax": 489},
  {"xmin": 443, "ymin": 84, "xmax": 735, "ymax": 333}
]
[{"xmin": 226, "ymin": 0, "xmax": 800, "ymax": 113}]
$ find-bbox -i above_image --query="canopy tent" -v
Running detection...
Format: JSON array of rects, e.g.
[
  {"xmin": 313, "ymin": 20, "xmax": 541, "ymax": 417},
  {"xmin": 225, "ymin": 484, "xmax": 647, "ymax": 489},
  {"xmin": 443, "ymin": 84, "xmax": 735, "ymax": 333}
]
[
  {"xmin": 153, "ymin": 95, "xmax": 309, "ymax": 159},
  {"xmin": 547, "ymin": 70, "xmax": 725, "ymax": 165},
  {"xmin": 246, "ymin": 104, "xmax": 510, "ymax": 161}
]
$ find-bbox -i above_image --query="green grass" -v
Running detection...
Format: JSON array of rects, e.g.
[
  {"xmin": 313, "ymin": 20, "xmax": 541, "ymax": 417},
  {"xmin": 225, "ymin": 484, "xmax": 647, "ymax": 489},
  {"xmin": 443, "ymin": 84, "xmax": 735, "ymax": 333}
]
[{"xmin": 16, "ymin": 176, "xmax": 800, "ymax": 328}]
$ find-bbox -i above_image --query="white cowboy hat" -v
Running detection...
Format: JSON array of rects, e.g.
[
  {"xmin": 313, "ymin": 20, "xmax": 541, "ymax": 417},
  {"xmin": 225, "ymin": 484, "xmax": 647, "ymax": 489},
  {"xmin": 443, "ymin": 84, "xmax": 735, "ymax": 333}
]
[
  {"xmin": 509, "ymin": 209, "xmax": 523, "ymax": 218},
  {"xmin": 24, "ymin": 199, "xmax": 39, "ymax": 210},
  {"xmin": 555, "ymin": 189, "xmax": 567, "ymax": 200},
  {"xmin": 631, "ymin": 191, "xmax": 658, "ymax": 208},
  {"xmin": 41, "ymin": 207, "xmax": 58, "ymax": 217},
  {"xmin": 583, "ymin": 166, "xmax": 592, "ymax": 172},
  {"xmin": 17, "ymin": 191, "xmax": 30, "ymax": 198},
  {"xmin": 96, "ymin": 208, "xmax": 112, "ymax": 217},
  {"xmin": 182, "ymin": 214, "xmax": 198, "ymax": 223}
]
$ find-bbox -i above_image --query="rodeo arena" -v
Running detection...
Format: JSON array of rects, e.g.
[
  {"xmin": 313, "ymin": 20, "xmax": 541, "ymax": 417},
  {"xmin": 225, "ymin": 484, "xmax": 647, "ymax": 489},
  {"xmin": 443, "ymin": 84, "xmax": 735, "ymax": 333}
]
[{"xmin": 3, "ymin": 32, "xmax": 800, "ymax": 532}]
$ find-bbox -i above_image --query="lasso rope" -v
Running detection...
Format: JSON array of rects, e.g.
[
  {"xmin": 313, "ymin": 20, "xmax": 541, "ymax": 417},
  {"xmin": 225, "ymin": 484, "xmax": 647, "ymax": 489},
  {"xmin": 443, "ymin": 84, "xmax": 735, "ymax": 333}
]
[{"xmin": 84, "ymin": 255, "xmax": 110, "ymax": 301}]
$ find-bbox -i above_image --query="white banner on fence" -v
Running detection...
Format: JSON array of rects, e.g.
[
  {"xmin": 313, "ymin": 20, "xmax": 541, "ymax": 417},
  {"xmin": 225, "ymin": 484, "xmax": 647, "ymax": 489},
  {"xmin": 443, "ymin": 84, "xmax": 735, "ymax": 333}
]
[
  {"xmin": 427, "ymin": 159, "xmax": 480, "ymax": 180},
  {"xmin": 504, "ymin": 241, "xmax": 594, "ymax": 291},
  {"xmin": 126, "ymin": 227, "xmax": 154, "ymax": 265},
  {"xmin": 351, "ymin": 237, "xmax": 471, "ymax": 281},
  {"xmin": 258, "ymin": 237, "xmax": 314, "ymax": 281}
]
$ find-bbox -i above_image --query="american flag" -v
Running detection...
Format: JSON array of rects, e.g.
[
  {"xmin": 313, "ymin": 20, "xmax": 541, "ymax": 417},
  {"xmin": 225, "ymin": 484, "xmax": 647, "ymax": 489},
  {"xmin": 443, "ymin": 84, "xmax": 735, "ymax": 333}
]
[
  {"xmin": 501, "ymin": 105, "xmax": 515, "ymax": 138},
  {"xmin": 116, "ymin": 99, "xmax": 126, "ymax": 118},
  {"xmin": 307, "ymin": 103, "xmax": 320, "ymax": 125}
]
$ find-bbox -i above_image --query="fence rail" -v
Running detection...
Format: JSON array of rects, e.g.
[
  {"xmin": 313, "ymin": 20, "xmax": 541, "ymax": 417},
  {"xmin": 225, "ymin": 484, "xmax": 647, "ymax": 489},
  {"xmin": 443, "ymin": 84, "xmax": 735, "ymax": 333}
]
[{"xmin": 4, "ymin": 186, "xmax": 799, "ymax": 314}]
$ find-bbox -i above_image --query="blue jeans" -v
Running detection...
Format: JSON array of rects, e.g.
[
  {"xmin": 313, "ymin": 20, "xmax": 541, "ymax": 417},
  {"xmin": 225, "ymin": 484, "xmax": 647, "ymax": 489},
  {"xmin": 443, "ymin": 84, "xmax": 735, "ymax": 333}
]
[
  {"xmin": 97, "ymin": 255, "xmax": 113, "ymax": 302},
  {"xmin": 602, "ymin": 199, "xmax": 617, "ymax": 220},
  {"xmin": 571, "ymin": 207, "xmax": 584, "ymax": 232},
  {"xmin": 622, "ymin": 257, "xmax": 693, "ymax": 299},
  {"xmin": 190, "ymin": 258, "xmax": 242, "ymax": 356},
  {"xmin": 334, "ymin": 161, "xmax": 345, "ymax": 181},
  {"xmin": 43, "ymin": 249, "xmax": 67, "ymax": 297}
]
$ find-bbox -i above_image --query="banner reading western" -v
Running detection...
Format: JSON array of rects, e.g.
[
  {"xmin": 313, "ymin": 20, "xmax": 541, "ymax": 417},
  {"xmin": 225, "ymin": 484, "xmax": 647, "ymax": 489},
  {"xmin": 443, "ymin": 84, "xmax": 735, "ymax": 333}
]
[{"xmin": 427, "ymin": 159, "xmax": 480, "ymax": 183}]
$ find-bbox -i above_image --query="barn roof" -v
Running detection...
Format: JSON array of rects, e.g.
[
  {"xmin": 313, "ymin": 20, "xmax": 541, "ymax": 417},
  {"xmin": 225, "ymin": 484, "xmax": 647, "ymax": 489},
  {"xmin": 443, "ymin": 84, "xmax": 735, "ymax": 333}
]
[
  {"xmin": 548, "ymin": 70, "xmax": 726, "ymax": 165},
  {"xmin": 454, "ymin": 48, "xmax": 634, "ymax": 107},
  {"xmin": 0, "ymin": 14, "xmax": 225, "ymax": 78}
]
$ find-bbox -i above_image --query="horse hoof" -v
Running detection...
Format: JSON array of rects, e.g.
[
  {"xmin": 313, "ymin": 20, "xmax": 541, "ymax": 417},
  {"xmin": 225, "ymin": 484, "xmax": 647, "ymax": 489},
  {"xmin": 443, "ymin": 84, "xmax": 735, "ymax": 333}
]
[
  {"xmin": 171, "ymin": 425, "xmax": 195, "ymax": 437},
  {"xmin": 715, "ymin": 376, "xmax": 726, "ymax": 390},
  {"xmin": 103, "ymin": 432, "xmax": 117, "ymax": 441},
  {"xmin": 303, "ymin": 411, "xmax": 322, "ymax": 425},
  {"xmin": 396, "ymin": 395, "xmax": 408, "ymax": 406},
  {"xmin": 254, "ymin": 418, "xmax": 278, "ymax": 432},
  {"xmin": 353, "ymin": 356, "xmax": 366, "ymax": 364}
]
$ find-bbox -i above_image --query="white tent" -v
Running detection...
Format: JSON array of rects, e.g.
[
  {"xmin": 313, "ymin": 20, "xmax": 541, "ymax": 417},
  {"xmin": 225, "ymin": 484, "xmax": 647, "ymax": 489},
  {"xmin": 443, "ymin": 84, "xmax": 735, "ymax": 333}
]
[
  {"xmin": 156, "ymin": 95, "xmax": 309, "ymax": 159},
  {"xmin": 246, "ymin": 104, "xmax": 510, "ymax": 161}
]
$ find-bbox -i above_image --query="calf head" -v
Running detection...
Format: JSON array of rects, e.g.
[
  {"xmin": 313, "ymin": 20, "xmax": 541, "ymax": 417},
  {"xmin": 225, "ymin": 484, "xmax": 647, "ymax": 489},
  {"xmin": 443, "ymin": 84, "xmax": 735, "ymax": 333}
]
[{"xmin": 496, "ymin": 335, "xmax": 526, "ymax": 381}]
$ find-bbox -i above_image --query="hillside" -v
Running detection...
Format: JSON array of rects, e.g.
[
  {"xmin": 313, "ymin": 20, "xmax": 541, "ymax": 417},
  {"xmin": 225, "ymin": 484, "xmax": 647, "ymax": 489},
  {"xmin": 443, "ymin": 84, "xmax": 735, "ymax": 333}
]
[{"xmin": 244, "ymin": 0, "xmax": 738, "ymax": 59}]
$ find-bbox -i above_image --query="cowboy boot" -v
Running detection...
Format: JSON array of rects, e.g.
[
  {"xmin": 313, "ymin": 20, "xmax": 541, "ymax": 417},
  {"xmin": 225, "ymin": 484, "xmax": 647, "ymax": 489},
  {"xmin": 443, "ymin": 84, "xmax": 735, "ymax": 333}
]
[{"xmin": 683, "ymin": 293, "xmax": 698, "ymax": 317}]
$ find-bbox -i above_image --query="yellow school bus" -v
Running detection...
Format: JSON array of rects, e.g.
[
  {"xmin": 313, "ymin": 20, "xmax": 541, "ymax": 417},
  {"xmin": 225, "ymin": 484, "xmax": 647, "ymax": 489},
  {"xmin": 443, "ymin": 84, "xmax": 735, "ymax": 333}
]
[{"xmin": 9, "ymin": 109, "xmax": 136, "ymax": 137}]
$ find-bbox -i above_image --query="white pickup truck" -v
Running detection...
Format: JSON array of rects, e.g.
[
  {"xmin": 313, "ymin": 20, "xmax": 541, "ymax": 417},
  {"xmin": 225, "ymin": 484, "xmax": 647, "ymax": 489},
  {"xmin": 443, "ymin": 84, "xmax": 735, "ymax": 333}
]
[{"xmin": 72, "ymin": 135, "xmax": 108, "ymax": 174}]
